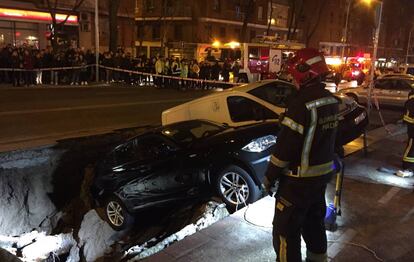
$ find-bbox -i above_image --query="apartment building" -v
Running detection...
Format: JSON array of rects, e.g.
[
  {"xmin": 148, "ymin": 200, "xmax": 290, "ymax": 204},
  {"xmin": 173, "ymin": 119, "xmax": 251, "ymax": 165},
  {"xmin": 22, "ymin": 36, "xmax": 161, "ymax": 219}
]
[
  {"xmin": 0, "ymin": 0, "xmax": 135, "ymax": 52},
  {"xmin": 135, "ymin": 0, "xmax": 295, "ymax": 59}
]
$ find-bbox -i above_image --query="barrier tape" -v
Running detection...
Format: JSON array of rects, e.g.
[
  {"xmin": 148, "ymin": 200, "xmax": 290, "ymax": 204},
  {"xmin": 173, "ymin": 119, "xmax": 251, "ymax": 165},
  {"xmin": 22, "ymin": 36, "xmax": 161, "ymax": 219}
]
[
  {"xmin": 0, "ymin": 64, "xmax": 244, "ymax": 88},
  {"xmin": 0, "ymin": 64, "xmax": 95, "ymax": 72},
  {"xmin": 368, "ymin": 80, "xmax": 394, "ymax": 135},
  {"xmin": 98, "ymin": 65, "xmax": 244, "ymax": 87}
]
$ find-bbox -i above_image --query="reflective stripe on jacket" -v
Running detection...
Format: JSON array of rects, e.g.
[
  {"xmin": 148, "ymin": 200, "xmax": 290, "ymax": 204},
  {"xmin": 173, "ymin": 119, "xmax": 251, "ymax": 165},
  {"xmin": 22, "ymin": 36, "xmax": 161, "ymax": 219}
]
[{"xmin": 267, "ymin": 83, "xmax": 339, "ymax": 179}]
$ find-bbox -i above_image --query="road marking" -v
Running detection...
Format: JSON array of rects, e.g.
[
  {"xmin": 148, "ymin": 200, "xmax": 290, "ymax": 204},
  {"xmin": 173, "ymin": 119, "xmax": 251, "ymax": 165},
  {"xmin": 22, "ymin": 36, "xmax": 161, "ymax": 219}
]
[
  {"xmin": 378, "ymin": 187, "xmax": 400, "ymax": 205},
  {"xmin": 400, "ymin": 206, "xmax": 414, "ymax": 223},
  {"xmin": 328, "ymin": 229, "xmax": 357, "ymax": 258},
  {"xmin": 0, "ymin": 98, "xmax": 190, "ymax": 116}
]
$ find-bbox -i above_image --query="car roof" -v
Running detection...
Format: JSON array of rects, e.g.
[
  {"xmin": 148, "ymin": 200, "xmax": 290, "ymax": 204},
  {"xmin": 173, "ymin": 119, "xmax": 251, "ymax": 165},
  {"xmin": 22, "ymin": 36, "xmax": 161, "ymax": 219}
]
[
  {"xmin": 379, "ymin": 74, "xmax": 414, "ymax": 79},
  {"xmin": 231, "ymin": 79, "xmax": 294, "ymax": 93}
]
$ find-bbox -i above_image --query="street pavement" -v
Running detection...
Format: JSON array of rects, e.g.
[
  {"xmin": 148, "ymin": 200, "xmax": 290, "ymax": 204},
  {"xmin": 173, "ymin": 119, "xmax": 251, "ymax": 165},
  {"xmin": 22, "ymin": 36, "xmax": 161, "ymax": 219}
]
[
  {"xmin": 0, "ymin": 85, "xmax": 213, "ymax": 152},
  {"xmin": 143, "ymin": 126, "xmax": 414, "ymax": 262},
  {"xmin": 0, "ymin": 83, "xmax": 404, "ymax": 152}
]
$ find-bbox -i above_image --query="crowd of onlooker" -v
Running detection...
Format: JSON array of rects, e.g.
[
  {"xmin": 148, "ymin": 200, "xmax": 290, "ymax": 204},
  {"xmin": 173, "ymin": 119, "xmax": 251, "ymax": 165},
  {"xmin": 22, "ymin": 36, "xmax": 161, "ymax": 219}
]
[{"xmin": 0, "ymin": 44, "xmax": 241, "ymax": 89}]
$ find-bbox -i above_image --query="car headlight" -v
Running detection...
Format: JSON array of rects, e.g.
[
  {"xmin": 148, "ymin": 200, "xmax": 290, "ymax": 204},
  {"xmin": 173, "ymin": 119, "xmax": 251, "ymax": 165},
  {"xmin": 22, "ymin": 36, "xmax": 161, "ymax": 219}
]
[{"xmin": 242, "ymin": 135, "xmax": 277, "ymax": 153}]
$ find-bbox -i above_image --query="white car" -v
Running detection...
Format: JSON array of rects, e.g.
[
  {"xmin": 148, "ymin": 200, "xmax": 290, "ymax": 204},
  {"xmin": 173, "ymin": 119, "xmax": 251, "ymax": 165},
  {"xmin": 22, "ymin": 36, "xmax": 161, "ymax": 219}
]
[
  {"xmin": 339, "ymin": 76, "xmax": 414, "ymax": 107},
  {"xmin": 162, "ymin": 79, "xmax": 368, "ymax": 146}
]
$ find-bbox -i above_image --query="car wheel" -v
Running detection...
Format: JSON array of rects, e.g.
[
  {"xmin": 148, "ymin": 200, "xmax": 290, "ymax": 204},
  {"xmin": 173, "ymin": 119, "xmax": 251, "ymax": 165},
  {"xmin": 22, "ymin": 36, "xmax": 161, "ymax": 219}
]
[
  {"xmin": 216, "ymin": 165, "xmax": 261, "ymax": 210},
  {"xmin": 104, "ymin": 196, "xmax": 134, "ymax": 231},
  {"xmin": 346, "ymin": 93, "xmax": 358, "ymax": 103}
]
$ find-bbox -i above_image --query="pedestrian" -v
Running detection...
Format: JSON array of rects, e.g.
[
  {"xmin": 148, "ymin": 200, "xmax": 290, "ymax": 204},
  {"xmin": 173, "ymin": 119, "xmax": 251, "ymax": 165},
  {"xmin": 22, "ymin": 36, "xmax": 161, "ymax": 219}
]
[
  {"xmin": 263, "ymin": 48, "xmax": 339, "ymax": 262},
  {"xmin": 397, "ymin": 90, "xmax": 414, "ymax": 178},
  {"xmin": 22, "ymin": 49, "xmax": 34, "ymax": 87},
  {"xmin": 155, "ymin": 56, "xmax": 164, "ymax": 88},
  {"xmin": 222, "ymin": 60, "xmax": 230, "ymax": 82},
  {"xmin": 231, "ymin": 60, "xmax": 240, "ymax": 83}
]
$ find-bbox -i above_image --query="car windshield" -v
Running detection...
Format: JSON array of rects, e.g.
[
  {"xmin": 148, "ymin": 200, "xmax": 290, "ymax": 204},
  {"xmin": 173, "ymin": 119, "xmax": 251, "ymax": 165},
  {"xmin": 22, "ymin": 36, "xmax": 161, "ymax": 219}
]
[{"xmin": 160, "ymin": 121, "xmax": 226, "ymax": 145}]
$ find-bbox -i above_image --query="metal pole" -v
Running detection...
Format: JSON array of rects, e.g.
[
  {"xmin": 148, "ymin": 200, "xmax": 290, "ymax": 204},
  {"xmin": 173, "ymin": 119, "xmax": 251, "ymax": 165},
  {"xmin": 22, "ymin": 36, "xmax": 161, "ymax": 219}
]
[
  {"xmin": 367, "ymin": 0, "xmax": 383, "ymax": 116},
  {"xmin": 406, "ymin": 27, "xmax": 413, "ymax": 64},
  {"xmin": 341, "ymin": 0, "xmax": 352, "ymax": 59},
  {"xmin": 95, "ymin": 0, "xmax": 100, "ymax": 83}
]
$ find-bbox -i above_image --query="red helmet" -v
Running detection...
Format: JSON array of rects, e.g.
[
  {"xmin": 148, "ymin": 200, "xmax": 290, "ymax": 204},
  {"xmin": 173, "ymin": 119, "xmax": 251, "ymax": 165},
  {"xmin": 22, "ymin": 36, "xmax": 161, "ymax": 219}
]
[{"xmin": 287, "ymin": 48, "xmax": 330, "ymax": 86}]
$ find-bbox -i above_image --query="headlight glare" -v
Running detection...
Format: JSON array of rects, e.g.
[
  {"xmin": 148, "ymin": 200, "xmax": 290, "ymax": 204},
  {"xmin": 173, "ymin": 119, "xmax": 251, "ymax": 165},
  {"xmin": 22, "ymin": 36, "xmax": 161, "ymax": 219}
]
[{"xmin": 242, "ymin": 135, "xmax": 277, "ymax": 153}]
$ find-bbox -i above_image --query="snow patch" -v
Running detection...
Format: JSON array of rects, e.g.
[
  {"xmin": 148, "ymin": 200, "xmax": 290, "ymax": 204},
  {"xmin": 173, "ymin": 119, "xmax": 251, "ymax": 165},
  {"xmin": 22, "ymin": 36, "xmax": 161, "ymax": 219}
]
[
  {"xmin": 78, "ymin": 210, "xmax": 121, "ymax": 262},
  {"xmin": 125, "ymin": 201, "xmax": 229, "ymax": 261}
]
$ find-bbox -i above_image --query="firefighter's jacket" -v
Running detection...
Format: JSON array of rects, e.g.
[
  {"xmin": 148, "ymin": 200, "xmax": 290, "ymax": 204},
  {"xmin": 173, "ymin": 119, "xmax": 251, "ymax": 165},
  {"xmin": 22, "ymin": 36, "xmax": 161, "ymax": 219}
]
[
  {"xmin": 403, "ymin": 90, "xmax": 414, "ymax": 137},
  {"xmin": 266, "ymin": 83, "xmax": 339, "ymax": 183}
]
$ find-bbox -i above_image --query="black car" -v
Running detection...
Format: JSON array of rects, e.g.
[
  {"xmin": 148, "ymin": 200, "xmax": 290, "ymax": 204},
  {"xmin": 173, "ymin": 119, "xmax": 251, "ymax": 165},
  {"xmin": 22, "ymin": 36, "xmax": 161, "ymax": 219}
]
[{"xmin": 92, "ymin": 120, "xmax": 279, "ymax": 230}]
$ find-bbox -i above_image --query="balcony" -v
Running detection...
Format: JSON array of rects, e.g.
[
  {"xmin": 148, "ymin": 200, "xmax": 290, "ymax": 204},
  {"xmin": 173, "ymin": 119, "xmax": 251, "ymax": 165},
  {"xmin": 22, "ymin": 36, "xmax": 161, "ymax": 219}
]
[{"xmin": 135, "ymin": 5, "xmax": 192, "ymax": 19}]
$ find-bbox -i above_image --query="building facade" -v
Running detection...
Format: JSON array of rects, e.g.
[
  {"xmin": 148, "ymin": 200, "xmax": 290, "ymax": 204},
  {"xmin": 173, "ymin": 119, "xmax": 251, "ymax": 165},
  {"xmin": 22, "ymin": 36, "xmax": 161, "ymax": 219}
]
[
  {"xmin": 306, "ymin": 0, "xmax": 413, "ymax": 65},
  {"xmin": 0, "ymin": 0, "xmax": 135, "ymax": 52},
  {"xmin": 135, "ymin": 0, "xmax": 296, "ymax": 59}
]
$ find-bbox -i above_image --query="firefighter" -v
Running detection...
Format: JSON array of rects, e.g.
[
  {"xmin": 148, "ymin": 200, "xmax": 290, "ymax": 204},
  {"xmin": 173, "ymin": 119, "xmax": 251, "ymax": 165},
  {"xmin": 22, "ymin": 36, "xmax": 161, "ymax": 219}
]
[
  {"xmin": 396, "ymin": 90, "xmax": 414, "ymax": 177},
  {"xmin": 263, "ymin": 48, "xmax": 339, "ymax": 262}
]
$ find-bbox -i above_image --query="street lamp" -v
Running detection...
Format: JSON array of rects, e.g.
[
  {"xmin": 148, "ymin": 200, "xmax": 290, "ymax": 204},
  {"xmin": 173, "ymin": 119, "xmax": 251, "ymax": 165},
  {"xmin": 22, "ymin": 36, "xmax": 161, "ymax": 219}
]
[
  {"xmin": 341, "ymin": 0, "xmax": 352, "ymax": 59},
  {"xmin": 364, "ymin": 0, "xmax": 383, "ymax": 115},
  {"xmin": 95, "ymin": 0, "xmax": 100, "ymax": 82}
]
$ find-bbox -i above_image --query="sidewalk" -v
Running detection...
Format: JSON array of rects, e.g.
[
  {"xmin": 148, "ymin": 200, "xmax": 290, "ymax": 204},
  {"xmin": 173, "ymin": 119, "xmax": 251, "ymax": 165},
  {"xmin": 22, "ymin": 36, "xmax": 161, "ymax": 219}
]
[{"xmin": 142, "ymin": 125, "xmax": 414, "ymax": 262}]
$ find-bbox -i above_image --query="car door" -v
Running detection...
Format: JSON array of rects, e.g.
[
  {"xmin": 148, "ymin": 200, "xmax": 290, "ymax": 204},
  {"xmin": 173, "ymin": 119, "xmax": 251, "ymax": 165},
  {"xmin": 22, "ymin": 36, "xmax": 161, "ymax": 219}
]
[
  {"xmin": 370, "ymin": 79, "xmax": 395, "ymax": 106},
  {"xmin": 391, "ymin": 79, "xmax": 412, "ymax": 107},
  {"xmin": 117, "ymin": 134, "xmax": 195, "ymax": 208},
  {"xmin": 226, "ymin": 95, "xmax": 279, "ymax": 126}
]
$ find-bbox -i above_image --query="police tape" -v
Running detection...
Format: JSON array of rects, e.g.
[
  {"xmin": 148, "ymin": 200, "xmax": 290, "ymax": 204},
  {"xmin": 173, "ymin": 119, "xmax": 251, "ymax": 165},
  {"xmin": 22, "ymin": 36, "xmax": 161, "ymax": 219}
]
[
  {"xmin": 0, "ymin": 65, "xmax": 95, "ymax": 72},
  {"xmin": 369, "ymin": 82, "xmax": 394, "ymax": 135},
  {"xmin": 98, "ymin": 65, "xmax": 244, "ymax": 87}
]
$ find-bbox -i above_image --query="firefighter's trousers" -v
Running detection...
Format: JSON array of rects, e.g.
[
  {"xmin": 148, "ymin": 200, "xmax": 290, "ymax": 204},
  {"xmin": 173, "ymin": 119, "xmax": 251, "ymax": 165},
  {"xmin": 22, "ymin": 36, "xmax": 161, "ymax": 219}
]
[
  {"xmin": 403, "ymin": 137, "xmax": 414, "ymax": 170},
  {"xmin": 273, "ymin": 175, "xmax": 331, "ymax": 262}
]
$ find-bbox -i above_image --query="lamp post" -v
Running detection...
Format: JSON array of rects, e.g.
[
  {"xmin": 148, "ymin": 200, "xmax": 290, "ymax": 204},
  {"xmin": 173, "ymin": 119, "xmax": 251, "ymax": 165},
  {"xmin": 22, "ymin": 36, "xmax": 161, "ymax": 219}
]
[
  {"xmin": 406, "ymin": 25, "xmax": 414, "ymax": 64},
  {"xmin": 366, "ymin": 0, "xmax": 383, "ymax": 115},
  {"xmin": 341, "ymin": 0, "xmax": 352, "ymax": 59},
  {"xmin": 95, "ymin": 0, "xmax": 100, "ymax": 82}
]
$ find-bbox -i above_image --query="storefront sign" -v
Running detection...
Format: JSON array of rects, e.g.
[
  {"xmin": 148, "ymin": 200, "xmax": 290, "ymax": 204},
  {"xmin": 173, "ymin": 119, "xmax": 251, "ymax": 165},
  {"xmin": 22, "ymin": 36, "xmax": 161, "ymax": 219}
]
[{"xmin": 0, "ymin": 8, "xmax": 78, "ymax": 25}]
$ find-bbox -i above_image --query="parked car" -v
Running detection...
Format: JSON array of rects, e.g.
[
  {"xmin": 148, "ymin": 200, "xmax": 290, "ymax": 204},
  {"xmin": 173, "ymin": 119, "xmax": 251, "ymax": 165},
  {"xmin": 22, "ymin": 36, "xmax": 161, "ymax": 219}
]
[
  {"xmin": 339, "ymin": 76, "xmax": 414, "ymax": 108},
  {"xmin": 378, "ymin": 73, "xmax": 414, "ymax": 79},
  {"xmin": 162, "ymin": 79, "xmax": 368, "ymax": 146},
  {"xmin": 91, "ymin": 120, "xmax": 279, "ymax": 230}
]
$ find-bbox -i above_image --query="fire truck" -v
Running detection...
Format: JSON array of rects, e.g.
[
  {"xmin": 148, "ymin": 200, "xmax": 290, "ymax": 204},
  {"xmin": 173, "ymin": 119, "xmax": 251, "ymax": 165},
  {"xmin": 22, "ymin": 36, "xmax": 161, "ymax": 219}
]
[{"xmin": 196, "ymin": 39, "xmax": 305, "ymax": 83}]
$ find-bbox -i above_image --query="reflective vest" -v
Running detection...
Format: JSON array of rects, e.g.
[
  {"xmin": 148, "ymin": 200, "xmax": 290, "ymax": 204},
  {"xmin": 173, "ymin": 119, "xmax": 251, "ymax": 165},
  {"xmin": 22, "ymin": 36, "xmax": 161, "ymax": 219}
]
[{"xmin": 269, "ymin": 83, "xmax": 339, "ymax": 178}]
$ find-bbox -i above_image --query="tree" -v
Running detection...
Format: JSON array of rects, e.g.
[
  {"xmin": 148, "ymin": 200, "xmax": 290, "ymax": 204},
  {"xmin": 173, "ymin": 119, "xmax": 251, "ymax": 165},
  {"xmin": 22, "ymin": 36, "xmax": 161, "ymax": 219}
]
[
  {"xmin": 285, "ymin": 0, "xmax": 327, "ymax": 45},
  {"xmin": 46, "ymin": 0, "xmax": 85, "ymax": 49},
  {"xmin": 108, "ymin": 0, "xmax": 121, "ymax": 52},
  {"xmin": 266, "ymin": 0, "xmax": 273, "ymax": 36},
  {"xmin": 241, "ymin": 0, "xmax": 255, "ymax": 43},
  {"xmin": 302, "ymin": 0, "xmax": 327, "ymax": 46}
]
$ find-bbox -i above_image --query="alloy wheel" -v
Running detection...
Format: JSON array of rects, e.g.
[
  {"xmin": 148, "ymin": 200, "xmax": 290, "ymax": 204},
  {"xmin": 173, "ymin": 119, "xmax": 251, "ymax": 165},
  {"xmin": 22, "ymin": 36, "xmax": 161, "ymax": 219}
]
[
  {"xmin": 106, "ymin": 201, "xmax": 125, "ymax": 227},
  {"xmin": 219, "ymin": 172, "xmax": 250, "ymax": 206}
]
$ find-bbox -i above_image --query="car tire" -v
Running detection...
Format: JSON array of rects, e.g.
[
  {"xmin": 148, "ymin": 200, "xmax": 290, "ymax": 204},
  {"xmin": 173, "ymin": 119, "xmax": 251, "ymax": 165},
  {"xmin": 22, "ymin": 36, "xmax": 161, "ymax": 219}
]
[
  {"xmin": 346, "ymin": 93, "xmax": 358, "ymax": 103},
  {"xmin": 216, "ymin": 165, "xmax": 261, "ymax": 211},
  {"xmin": 104, "ymin": 196, "xmax": 134, "ymax": 231}
]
